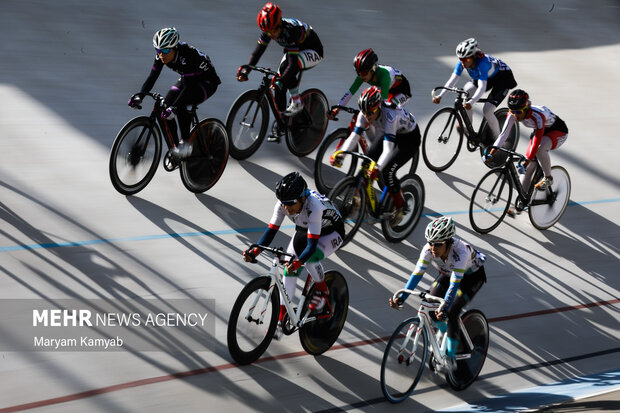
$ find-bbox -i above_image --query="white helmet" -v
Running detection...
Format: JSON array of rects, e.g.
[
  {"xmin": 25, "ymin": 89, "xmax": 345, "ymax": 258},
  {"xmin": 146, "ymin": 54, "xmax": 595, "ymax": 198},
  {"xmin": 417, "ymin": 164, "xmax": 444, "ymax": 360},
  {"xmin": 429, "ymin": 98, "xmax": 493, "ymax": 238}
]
[
  {"xmin": 425, "ymin": 216, "xmax": 455, "ymax": 243},
  {"xmin": 456, "ymin": 38, "xmax": 479, "ymax": 58},
  {"xmin": 153, "ymin": 27, "xmax": 179, "ymax": 50}
]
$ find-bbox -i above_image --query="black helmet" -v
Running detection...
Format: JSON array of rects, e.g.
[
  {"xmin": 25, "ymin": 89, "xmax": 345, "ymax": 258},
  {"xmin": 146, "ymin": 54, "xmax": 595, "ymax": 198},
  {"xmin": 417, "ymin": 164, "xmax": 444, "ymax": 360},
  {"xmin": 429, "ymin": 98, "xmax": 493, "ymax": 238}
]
[
  {"xmin": 508, "ymin": 89, "xmax": 530, "ymax": 111},
  {"xmin": 353, "ymin": 48, "xmax": 378, "ymax": 74},
  {"xmin": 275, "ymin": 172, "xmax": 307, "ymax": 203}
]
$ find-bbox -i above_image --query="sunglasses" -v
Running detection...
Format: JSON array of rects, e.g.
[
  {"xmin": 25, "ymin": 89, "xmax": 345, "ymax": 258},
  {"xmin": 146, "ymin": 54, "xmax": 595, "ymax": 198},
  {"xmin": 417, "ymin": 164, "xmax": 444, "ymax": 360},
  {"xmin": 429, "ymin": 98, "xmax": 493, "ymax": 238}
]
[
  {"xmin": 509, "ymin": 107, "xmax": 528, "ymax": 115},
  {"xmin": 156, "ymin": 48, "xmax": 172, "ymax": 54},
  {"xmin": 459, "ymin": 57, "xmax": 473, "ymax": 63},
  {"xmin": 428, "ymin": 241, "xmax": 445, "ymax": 247},
  {"xmin": 363, "ymin": 106, "xmax": 380, "ymax": 117},
  {"xmin": 264, "ymin": 25, "xmax": 282, "ymax": 36},
  {"xmin": 281, "ymin": 199, "xmax": 298, "ymax": 206}
]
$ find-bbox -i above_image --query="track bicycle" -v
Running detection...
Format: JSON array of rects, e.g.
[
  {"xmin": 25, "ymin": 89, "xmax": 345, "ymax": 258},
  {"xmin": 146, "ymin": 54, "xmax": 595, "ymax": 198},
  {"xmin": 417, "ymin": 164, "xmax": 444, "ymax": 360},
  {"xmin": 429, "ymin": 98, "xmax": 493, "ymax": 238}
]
[
  {"xmin": 225, "ymin": 65, "xmax": 329, "ymax": 160},
  {"xmin": 422, "ymin": 86, "xmax": 520, "ymax": 172},
  {"xmin": 328, "ymin": 151, "xmax": 424, "ymax": 246},
  {"xmin": 314, "ymin": 105, "xmax": 420, "ymax": 196},
  {"xmin": 469, "ymin": 146, "xmax": 571, "ymax": 233},
  {"xmin": 227, "ymin": 244, "xmax": 349, "ymax": 365},
  {"xmin": 380, "ymin": 290, "xmax": 489, "ymax": 403},
  {"xmin": 109, "ymin": 92, "xmax": 229, "ymax": 195}
]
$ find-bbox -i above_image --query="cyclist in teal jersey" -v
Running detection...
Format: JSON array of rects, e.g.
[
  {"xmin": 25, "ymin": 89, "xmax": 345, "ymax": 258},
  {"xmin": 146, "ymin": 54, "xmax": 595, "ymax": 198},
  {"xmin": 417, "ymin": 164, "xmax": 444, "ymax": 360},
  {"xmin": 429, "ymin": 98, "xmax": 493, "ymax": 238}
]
[
  {"xmin": 432, "ymin": 38, "xmax": 517, "ymax": 141},
  {"xmin": 329, "ymin": 49, "xmax": 412, "ymax": 120}
]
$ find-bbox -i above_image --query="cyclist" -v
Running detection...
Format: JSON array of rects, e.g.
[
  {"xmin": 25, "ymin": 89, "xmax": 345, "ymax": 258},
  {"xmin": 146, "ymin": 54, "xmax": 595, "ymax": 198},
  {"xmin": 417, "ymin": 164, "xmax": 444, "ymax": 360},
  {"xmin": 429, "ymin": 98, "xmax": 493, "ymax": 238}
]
[
  {"xmin": 328, "ymin": 48, "xmax": 412, "ymax": 120},
  {"xmin": 243, "ymin": 172, "xmax": 344, "ymax": 339},
  {"xmin": 128, "ymin": 27, "xmax": 221, "ymax": 161},
  {"xmin": 487, "ymin": 89, "xmax": 569, "ymax": 215},
  {"xmin": 331, "ymin": 86, "xmax": 421, "ymax": 224},
  {"xmin": 432, "ymin": 38, "xmax": 517, "ymax": 142},
  {"xmin": 236, "ymin": 2, "xmax": 324, "ymax": 135},
  {"xmin": 389, "ymin": 216, "xmax": 487, "ymax": 372}
]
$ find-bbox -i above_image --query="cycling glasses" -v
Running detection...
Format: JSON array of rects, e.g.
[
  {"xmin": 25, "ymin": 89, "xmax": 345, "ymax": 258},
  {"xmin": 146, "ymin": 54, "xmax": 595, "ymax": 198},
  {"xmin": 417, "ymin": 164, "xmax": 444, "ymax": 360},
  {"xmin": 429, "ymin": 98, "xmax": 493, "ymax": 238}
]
[
  {"xmin": 428, "ymin": 241, "xmax": 446, "ymax": 247},
  {"xmin": 264, "ymin": 25, "xmax": 282, "ymax": 37},
  {"xmin": 281, "ymin": 199, "xmax": 298, "ymax": 206},
  {"xmin": 509, "ymin": 107, "xmax": 528, "ymax": 115},
  {"xmin": 156, "ymin": 48, "xmax": 172, "ymax": 54},
  {"xmin": 459, "ymin": 57, "xmax": 473, "ymax": 64},
  {"xmin": 363, "ymin": 106, "xmax": 380, "ymax": 117}
]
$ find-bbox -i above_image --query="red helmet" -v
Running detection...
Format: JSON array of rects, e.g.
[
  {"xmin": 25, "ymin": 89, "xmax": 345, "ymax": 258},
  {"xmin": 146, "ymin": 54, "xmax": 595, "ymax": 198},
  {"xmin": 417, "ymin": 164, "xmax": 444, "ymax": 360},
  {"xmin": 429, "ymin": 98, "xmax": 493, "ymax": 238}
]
[
  {"xmin": 358, "ymin": 86, "xmax": 382, "ymax": 114},
  {"xmin": 257, "ymin": 2, "xmax": 282, "ymax": 32},
  {"xmin": 353, "ymin": 48, "xmax": 378, "ymax": 74}
]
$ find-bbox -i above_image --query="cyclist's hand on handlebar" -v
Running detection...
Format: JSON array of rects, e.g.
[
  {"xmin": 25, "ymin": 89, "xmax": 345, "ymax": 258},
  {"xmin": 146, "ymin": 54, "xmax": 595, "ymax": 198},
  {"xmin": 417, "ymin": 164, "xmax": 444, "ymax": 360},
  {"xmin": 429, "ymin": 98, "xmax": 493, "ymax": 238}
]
[
  {"xmin": 329, "ymin": 152, "xmax": 343, "ymax": 167},
  {"xmin": 432, "ymin": 95, "xmax": 441, "ymax": 104},
  {"xmin": 327, "ymin": 107, "xmax": 340, "ymax": 120},
  {"xmin": 243, "ymin": 247, "xmax": 261, "ymax": 263},
  {"xmin": 128, "ymin": 94, "xmax": 142, "ymax": 109},
  {"xmin": 367, "ymin": 166, "xmax": 379, "ymax": 181},
  {"xmin": 463, "ymin": 101, "xmax": 472, "ymax": 110},
  {"xmin": 388, "ymin": 297, "xmax": 403, "ymax": 309},
  {"xmin": 286, "ymin": 259, "xmax": 302, "ymax": 274},
  {"xmin": 236, "ymin": 66, "xmax": 249, "ymax": 82},
  {"xmin": 270, "ymin": 75, "xmax": 281, "ymax": 90}
]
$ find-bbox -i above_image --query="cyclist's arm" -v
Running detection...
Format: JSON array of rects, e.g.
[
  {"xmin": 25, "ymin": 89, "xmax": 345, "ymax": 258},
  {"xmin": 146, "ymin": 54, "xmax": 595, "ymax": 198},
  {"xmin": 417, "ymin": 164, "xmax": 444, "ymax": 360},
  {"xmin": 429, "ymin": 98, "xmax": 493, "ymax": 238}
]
[
  {"xmin": 467, "ymin": 79, "xmax": 487, "ymax": 106},
  {"xmin": 376, "ymin": 135, "xmax": 396, "ymax": 170},
  {"xmin": 296, "ymin": 201, "xmax": 323, "ymax": 263},
  {"xmin": 139, "ymin": 58, "xmax": 164, "ymax": 94},
  {"xmin": 435, "ymin": 68, "xmax": 460, "ymax": 99},
  {"xmin": 338, "ymin": 77, "xmax": 363, "ymax": 107},
  {"xmin": 248, "ymin": 34, "xmax": 270, "ymax": 66},
  {"xmin": 374, "ymin": 67, "xmax": 392, "ymax": 100},
  {"xmin": 398, "ymin": 249, "xmax": 432, "ymax": 302},
  {"xmin": 466, "ymin": 59, "xmax": 491, "ymax": 105},
  {"xmin": 256, "ymin": 202, "xmax": 286, "ymax": 247},
  {"xmin": 443, "ymin": 268, "xmax": 465, "ymax": 310},
  {"xmin": 339, "ymin": 114, "xmax": 368, "ymax": 153},
  {"xmin": 525, "ymin": 111, "xmax": 546, "ymax": 160},
  {"xmin": 492, "ymin": 112, "xmax": 516, "ymax": 148}
]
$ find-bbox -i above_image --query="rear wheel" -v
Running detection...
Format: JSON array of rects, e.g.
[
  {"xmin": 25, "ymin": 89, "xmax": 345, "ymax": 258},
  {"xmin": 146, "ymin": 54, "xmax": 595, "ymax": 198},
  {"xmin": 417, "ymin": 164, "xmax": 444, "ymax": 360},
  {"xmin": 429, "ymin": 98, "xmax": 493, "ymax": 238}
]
[
  {"xmin": 225, "ymin": 90, "xmax": 269, "ymax": 160},
  {"xmin": 529, "ymin": 165, "xmax": 571, "ymax": 230},
  {"xmin": 381, "ymin": 174, "xmax": 425, "ymax": 243},
  {"xmin": 469, "ymin": 167, "xmax": 513, "ymax": 234},
  {"xmin": 422, "ymin": 107, "xmax": 464, "ymax": 172},
  {"xmin": 313, "ymin": 128, "xmax": 359, "ymax": 195},
  {"xmin": 180, "ymin": 118, "xmax": 229, "ymax": 193},
  {"xmin": 328, "ymin": 176, "xmax": 366, "ymax": 247},
  {"xmin": 286, "ymin": 89, "xmax": 329, "ymax": 157},
  {"xmin": 446, "ymin": 310, "xmax": 489, "ymax": 391},
  {"xmin": 109, "ymin": 116, "xmax": 161, "ymax": 195}
]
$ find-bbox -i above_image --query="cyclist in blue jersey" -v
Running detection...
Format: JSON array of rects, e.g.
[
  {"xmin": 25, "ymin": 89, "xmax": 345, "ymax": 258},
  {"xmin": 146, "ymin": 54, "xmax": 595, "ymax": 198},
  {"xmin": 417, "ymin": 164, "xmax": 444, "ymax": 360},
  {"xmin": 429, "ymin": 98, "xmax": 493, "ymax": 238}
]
[
  {"xmin": 389, "ymin": 216, "xmax": 487, "ymax": 371},
  {"xmin": 237, "ymin": 2, "xmax": 324, "ymax": 139},
  {"xmin": 128, "ymin": 28, "xmax": 221, "ymax": 161},
  {"xmin": 432, "ymin": 38, "xmax": 517, "ymax": 142}
]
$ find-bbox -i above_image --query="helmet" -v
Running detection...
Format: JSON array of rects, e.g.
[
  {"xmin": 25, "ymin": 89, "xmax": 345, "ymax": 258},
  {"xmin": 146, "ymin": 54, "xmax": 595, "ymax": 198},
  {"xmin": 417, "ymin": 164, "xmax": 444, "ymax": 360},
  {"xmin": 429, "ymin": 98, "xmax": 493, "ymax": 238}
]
[
  {"xmin": 275, "ymin": 172, "xmax": 308, "ymax": 203},
  {"xmin": 358, "ymin": 86, "xmax": 382, "ymax": 114},
  {"xmin": 353, "ymin": 48, "xmax": 378, "ymax": 74},
  {"xmin": 257, "ymin": 2, "xmax": 282, "ymax": 32},
  {"xmin": 456, "ymin": 38, "xmax": 479, "ymax": 59},
  {"xmin": 153, "ymin": 28, "xmax": 180, "ymax": 50},
  {"xmin": 507, "ymin": 89, "xmax": 530, "ymax": 111},
  {"xmin": 424, "ymin": 216, "xmax": 455, "ymax": 243}
]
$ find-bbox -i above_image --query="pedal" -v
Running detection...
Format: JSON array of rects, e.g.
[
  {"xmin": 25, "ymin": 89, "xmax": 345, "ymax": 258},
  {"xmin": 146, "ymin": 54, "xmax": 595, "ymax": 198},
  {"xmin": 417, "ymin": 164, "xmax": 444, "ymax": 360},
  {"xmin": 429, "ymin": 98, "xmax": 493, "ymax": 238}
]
[{"xmin": 163, "ymin": 151, "xmax": 179, "ymax": 171}]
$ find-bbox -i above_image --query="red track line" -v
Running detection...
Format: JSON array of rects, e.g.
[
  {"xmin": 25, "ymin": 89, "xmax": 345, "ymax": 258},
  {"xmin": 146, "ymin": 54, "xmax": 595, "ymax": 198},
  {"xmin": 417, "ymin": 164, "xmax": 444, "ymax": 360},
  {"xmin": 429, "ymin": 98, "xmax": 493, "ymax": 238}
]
[{"xmin": 1, "ymin": 298, "xmax": 618, "ymax": 412}]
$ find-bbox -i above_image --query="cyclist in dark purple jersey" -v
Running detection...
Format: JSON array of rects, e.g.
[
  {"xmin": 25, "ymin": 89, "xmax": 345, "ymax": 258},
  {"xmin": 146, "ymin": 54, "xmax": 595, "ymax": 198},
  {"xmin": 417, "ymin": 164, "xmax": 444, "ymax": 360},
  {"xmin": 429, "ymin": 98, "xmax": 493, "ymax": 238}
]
[{"xmin": 128, "ymin": 27, "xmax": 221, "ymax": 161}]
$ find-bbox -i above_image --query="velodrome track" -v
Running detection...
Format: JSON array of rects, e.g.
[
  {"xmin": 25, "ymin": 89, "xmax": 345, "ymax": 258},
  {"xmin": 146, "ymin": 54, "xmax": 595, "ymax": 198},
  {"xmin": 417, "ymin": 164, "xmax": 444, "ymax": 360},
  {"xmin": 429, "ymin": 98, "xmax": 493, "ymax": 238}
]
[{"xmin": 1, "ymin": 1, "xmax": 619, "ymax": 411}]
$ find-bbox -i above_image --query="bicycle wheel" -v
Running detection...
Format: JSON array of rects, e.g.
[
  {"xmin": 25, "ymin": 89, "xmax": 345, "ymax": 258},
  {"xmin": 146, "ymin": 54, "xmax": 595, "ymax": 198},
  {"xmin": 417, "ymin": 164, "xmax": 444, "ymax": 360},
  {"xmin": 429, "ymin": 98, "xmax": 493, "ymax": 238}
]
[
  {"xmin": 225, "ymin": 90, "xmax": 269, "ymax": 160},
  {"xmin": 446, "ymin": 309, "xmax": 489, "ymax": 391},
  {"xmin": 180, "ymin": 118, "xmax": 230, "ymax": 193},
  {"xmin": 286, "ymin": 88, "xmax": 329, "ymax": 157},
  {"xmin": 381, "ymin": 174, "xmax": 425, "ymax": 243},
  {"xmin": 109, "ymin": 116, "xmax": 161, "ymax": 195},
  {"xmin": 529, "ymin": 166, "xmax": 571, "ymax": 230},
  {"xmin": 313, "ymin": 128, "xmax": 359, "ymax": 195},
  {"xmin": 328, "ymin": 176, "xmax": 367, "ymax": 247},
  {"xmin": 480, "ymin": 108, "xmax": 520, "ymax": 168},
  {"xmin": 380, "ymin": 317, "xmax": 429, "ymax": 403},
  {"xmin": 227, "ymin": 276, "xmax": 279, "ymax": 365},
  {"xmin": 469, "ymin": 167, "xmax": 513, "ymax": 234},
  {"xmin": 298, "ymin": 271, "xmax": 349, "ymax": 355},
  {"xmin": 422, "ymin": 107, "xmax": 464, "ymax": 172}
]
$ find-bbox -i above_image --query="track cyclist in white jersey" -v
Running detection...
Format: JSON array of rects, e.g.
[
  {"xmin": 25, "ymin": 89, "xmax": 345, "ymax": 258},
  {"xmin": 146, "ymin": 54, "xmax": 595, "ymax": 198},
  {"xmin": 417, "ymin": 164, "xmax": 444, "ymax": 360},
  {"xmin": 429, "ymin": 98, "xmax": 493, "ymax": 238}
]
[
  {"xmin": 432, "ymin": 38, "xmax": 517, "ymax": 142},
  {"xmin": 243, "ymin": 172, "xmax": 344, "ymax": 339},
  {"xmin": 389, "ymin": 216, "xmax": 487, "ymax": 371}
]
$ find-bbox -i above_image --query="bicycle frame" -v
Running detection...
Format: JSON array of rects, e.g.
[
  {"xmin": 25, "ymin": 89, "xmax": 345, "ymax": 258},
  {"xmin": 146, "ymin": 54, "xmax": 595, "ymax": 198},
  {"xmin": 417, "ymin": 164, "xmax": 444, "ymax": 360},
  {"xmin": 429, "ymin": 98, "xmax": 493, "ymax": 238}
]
[{"xmin": 431, "ymin": 86, "xmax": 490, "ymax": 143}]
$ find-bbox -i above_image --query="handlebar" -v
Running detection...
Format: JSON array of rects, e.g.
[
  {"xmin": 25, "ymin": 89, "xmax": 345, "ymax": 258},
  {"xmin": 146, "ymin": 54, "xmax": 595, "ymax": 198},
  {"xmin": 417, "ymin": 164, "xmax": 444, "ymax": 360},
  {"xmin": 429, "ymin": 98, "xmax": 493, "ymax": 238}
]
[
  {"xmin": 432, "ymin": 86, "xmax": 469, "ymax": 99},
  {"xmin": 332, "ymin": 150, "xmax": 377, "ymax": 174},
  {"xmin": 240, "ymin": 65, "xmax": 278, "ymax": 77},
  {"xmin": 483, "ymin": 146, "xmax": 526, "ymax": 164},
  {"xmin": 247, "ymin": 244, "xmax": 295, "ymax": 262},
  {"xmin": 330, "ymin": 105, "xmax": 359, "ymax": 115},
  {"xmin": 130, "ymin": 92, "xmax": 165, "ymax": 110},
  {"xmin": 392, "ymin": 289, "xmax": 446, "ymax": 306}
]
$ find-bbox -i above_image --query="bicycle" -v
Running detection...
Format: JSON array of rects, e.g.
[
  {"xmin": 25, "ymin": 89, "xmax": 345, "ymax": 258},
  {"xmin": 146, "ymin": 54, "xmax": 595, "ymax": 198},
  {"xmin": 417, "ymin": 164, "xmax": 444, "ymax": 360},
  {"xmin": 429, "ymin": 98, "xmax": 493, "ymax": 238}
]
[
  {"xmin": 422, "ymin": 86, "xmax": 520, "ymax": 172},
  {"xmin": 328, "ymin": 151, "xmax": 424, "ymax": 246},
  {"xmin": 469, "ymin": 146, "xmax": 571, "ymax": 233},
  {"xmin": 109, "ymin": 92, "xmax": 229, "ymax": 195},
  {"xmin": 380, "ymin": 290, "xmax": 489, "ymax": 403},
  {"xmin": 225, "ymin": 65, "xmax": 329, "ymax": 160},
  {"xmin": 314, "ymin": 105, "xmax": 420, "ymax": 196},
  {"xmin": 227, "ymin": 244, "xmax": 349, "ymax": 365}
]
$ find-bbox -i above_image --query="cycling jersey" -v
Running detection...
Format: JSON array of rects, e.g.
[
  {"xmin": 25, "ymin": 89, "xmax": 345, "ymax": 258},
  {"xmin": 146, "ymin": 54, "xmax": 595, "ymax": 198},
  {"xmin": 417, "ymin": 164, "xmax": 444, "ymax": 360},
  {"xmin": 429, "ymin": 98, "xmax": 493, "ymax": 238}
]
[
  {"xmin": 249, "ymin": 18, "xmax": 323, "ymax": 65},
  {"xmin": 494, "ymin": 105, "xmax": 568, "ymax": 160},
  {"xmin": 338, "ymin": 65, "xmax": 412, "ymax": 107},
  {"xmin": 454, "ymin": 54, "xmax": 510, "ymax": 81},
  {"xmin": 404, "ymin": 237, "xmax": 486, "ymax": 309}
]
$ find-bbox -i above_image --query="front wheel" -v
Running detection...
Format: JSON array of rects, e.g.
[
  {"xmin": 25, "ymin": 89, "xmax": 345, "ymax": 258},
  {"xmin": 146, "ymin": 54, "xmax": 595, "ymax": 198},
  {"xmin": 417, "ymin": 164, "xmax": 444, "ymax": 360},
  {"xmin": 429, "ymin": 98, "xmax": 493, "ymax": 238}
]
[
  {"xmin": 313, "ymin": 128, "xmax": 359, "ymax": 195},
  {"xmin": 299, "ymin": 271, "xmax": 349, "ymax": 355},
  {"xmin": 529, "ymin": 165, "xmax": 571, "ymax": 230},
  {"xmin": 286, "ymin": 88, "xmax": 329, "ymax": 157},
  {"xmin": 225, "ymin": 90, "xmax": 269, "ymax": 160},
  {"xmin": 446, "ymin": 309, "xmax": 489, "ymax": 391},
  {"xmin": 422, "ymin": 107, "xmax": 464, "ymax": 172},
  {"xmin": 469, "ymin": 167, "xmax": 513, "ymax": 234},
  {"xmin": 380, "ymin": 317, "xmax": 428, "ymax": 403},
  {"xmin": 381, "ymin": 174, "xmax": 425, "ymax": 243},
  {"xmin": 328, "ymin": 176, "xmax": 367, "ymax": 247},
  {"xmin": 227, "ymin": 276, "xmax": 279, "ymax": 365},
  {"xmin": 180, "ymin": 118, "xmax": 229, "ymax": 193},
  {"xmin": 109, "ymin": 116, "xmax": 161, "ymax": 195}
]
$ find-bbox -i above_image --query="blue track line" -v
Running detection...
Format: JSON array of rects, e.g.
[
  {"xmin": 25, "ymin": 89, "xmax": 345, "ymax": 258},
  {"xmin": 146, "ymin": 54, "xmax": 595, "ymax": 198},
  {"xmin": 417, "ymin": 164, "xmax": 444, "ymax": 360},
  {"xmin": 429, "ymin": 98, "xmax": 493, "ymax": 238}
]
[{"xmin": 1, "ymin": 197, "xmax": 619, "ymax": 253}]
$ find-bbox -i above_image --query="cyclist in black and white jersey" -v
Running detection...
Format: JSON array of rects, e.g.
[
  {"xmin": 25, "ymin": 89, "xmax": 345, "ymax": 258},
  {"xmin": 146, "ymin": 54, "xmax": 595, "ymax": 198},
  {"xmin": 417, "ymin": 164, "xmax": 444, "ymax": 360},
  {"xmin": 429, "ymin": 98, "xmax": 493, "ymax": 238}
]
[
  {"xmin": 243, "ymin": 172, "xmax": 344, "ymax": 338},
  {"xmin": 332, "ymin": 86, "xmax": 421, "ymax": 224},
  {"xmin": 128, "ymin": 28, "xmax": 221, "ymax": 161},
  {"xmin": 237, "ymin": 2, "xmax": 323, "ymax": 126}
]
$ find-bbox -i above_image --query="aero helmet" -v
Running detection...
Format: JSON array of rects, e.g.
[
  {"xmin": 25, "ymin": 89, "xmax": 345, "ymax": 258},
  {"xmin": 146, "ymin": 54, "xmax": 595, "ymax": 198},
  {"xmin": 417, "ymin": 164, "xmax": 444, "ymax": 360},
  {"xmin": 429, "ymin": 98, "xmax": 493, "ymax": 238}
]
[
  {"xmin": 424, "ymin": 216, "xmax": 456, "ymax": 243},
  {"xmin": 508, "ymin": 89, "xmax": 530, "ymax": 111},
  {"xmin": 358, "ymin": 86, "xmax": 382, "ymax": 114},
  {"xmin": 257, "ymin": 2, "xmax": 282, "ymax": 32},
  {"xmin": 153, "ymin": 28, "xmax": 180, "ymax": 50},
  {"xmin": 353, "ymin": 48, "xmax": 378, "ymax": 74},
  {"xmin": 275, "ymin": 172, "xmax": 308, "ymax": 203},
  {"xmin": 456, "ymin": 38, "xmax": 479, "ymax": 59}
]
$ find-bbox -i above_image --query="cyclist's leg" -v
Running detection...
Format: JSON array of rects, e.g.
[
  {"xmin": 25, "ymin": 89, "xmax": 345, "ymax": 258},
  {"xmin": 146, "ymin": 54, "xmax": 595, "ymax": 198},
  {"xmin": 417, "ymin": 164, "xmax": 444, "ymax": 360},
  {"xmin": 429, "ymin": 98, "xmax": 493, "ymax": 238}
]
[
  {"xmin": 383, "ymin": 127, "xmax": 420, "ymax": 207},
  {"xmin": 484, "ymin": 73, "xmax": 513, "ymax": 138},
  {"xmin": 172, "ymin": 80, "xmax": 218, "ymax": 142},
  {"xmin": 163, "ymin": 81, "xmax": 183, "ymax": 145}
]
